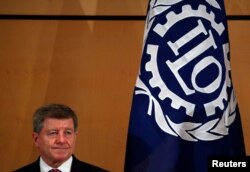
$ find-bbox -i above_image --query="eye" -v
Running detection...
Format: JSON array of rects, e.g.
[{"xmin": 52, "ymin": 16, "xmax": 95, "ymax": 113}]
[
  {"xmin": 65, "ymin": 130, "xmax": 73, "ymax": 136},
  {"xmin": 48, "ymin": 131, "xmax": 58, "ymax": 137}
]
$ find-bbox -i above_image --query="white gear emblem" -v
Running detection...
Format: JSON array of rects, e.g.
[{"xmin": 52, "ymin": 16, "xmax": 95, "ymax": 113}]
[{"xmin": 135, "ymin": 4, "xmax": 237, "ymax": 141}]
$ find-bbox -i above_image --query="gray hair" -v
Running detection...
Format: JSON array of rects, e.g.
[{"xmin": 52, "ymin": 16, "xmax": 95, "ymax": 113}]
[{"xmin": 33, "ymin": 103, "xmax": 78, "ymax": 133}]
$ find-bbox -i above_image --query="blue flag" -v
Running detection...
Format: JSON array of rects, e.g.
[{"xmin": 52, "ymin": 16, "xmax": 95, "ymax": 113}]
[{"xmin": 124, "ymin": 0, "xmax": 245, "ymax": 172}]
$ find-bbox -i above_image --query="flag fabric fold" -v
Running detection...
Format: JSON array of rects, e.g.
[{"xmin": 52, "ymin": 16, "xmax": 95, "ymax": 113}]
[{"xmin": 125, "ymin": 0, "xmax": 245, "ymax": 172}]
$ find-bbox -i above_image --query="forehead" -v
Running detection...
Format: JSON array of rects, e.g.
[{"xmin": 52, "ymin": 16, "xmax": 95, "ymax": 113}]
[{"xmin": 42, "ymin": 118, "xmax": 74, "ymax": 130}]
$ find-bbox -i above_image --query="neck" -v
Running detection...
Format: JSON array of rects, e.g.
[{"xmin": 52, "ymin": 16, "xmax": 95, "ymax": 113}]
[{"xmin": 41, "ymin": 156, "xmax": 70, "ymax": 168}]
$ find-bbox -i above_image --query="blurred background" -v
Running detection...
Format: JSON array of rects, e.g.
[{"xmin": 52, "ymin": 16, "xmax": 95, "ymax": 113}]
[{"xmin": 0, "ymin": 0, "xmax": 249, "ymax": 171}]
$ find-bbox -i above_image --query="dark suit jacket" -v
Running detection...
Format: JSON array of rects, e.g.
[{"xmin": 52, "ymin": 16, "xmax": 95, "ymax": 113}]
[{"xmin": 14, "ymin": 155, "xmax": 109, "ymax": 172}]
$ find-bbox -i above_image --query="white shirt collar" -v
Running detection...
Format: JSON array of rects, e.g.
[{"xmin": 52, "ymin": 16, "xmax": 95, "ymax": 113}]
[{"xmin": 40, "ymin": 156, "xmax": 73, "ymax": 172}]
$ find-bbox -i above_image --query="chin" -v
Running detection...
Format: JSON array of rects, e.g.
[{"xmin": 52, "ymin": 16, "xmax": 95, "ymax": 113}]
[
  {"xmin": 53, "ymin": 155, "xmax": 70, "ymax": 163},
  {"xmin": 53, "ymin": 152, "xmax": 71, "ymax": 160}
]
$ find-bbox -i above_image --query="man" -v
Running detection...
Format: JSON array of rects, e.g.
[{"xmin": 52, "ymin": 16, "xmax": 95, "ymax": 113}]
[{"xmin": 14, "ymin": 103, "xmax": 108, "ymax": 172}]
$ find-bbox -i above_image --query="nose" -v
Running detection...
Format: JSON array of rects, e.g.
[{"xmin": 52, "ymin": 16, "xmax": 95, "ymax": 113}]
[{"xmin": 56, "ymin": 132, "xmax": 66, "ymax": 143}]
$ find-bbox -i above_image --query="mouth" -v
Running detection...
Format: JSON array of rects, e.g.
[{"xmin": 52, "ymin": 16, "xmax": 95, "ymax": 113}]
[{"xmin": 52, "ymin": 147, "xmax": 69, "ymax": 150}]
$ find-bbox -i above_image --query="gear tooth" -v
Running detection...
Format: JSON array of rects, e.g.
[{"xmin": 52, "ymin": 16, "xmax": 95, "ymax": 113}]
[
  {"xmin": 159, "ymin": 91, "xmax": 168, "ymax": 101},
  {"xmin": 145, "ymin": 62, "xmax": 150, "ymax": 71},
  {"xmin": 145, "ymin": 62, "xmax": 154, "ymax": 72},
  {"xmin": 182, "ymin": 5, "xmax": 192, "ymax": 12},
  {"xmin": 150, "ymin": 77, "xmax": 159, "ymax": 88},
  {"xmin": 166, "ymin": 11, "xmax": 176, "ymax": 21},
  {"xmin": 198, "ymin": 5, "xmax": 206, "ymax": 12},
  {"xmin": 210, "ymin": 12, "xmax": 215, "ymax": 21},
  {"xmin": 148, "ymin": 78, "xmax": 154, "ymax": 87},
  {"xmin": 171, "ymin": 101, "xmax": 180, "ymax": 109}
]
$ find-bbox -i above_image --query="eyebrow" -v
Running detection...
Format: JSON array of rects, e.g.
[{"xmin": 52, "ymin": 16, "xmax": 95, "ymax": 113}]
[{"xmin": 47, "ymin": 127, "xmax": 74, "ymax": 131}]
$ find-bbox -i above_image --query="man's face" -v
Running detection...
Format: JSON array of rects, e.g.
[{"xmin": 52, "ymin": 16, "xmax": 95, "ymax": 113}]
[{"xmin": 32, "ymin": 118, "xmax": 77, "ymax": 167}]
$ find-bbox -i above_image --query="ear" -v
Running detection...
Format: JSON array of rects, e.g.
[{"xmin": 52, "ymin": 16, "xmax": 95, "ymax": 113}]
[{"xmin": 32, "ymin": 132, "xmax": 39, "ymax": 146}]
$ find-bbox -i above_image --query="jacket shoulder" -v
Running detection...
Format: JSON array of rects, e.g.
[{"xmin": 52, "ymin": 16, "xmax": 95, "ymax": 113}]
[
  {"xmin": 72, "ymin": 156, "xmax": 109, "ymax": 172},
  {"xmin": 13, "ymin": 159, "xmax": 40, "ymax": 172}
]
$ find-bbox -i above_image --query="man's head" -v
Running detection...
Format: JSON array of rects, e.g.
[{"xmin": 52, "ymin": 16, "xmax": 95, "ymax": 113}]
[{"xmin": 32, "ymin": 103, "xmax": 78, "ymax": 167}]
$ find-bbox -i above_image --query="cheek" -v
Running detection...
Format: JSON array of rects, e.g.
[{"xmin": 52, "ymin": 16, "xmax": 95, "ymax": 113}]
[
  {"xmin": 70, "ymin": 136, "xmax": 77, "ymax": 147},
  {"xmin": 36, "ymin": 137, "xmax": 52, "ymax": 149}
]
